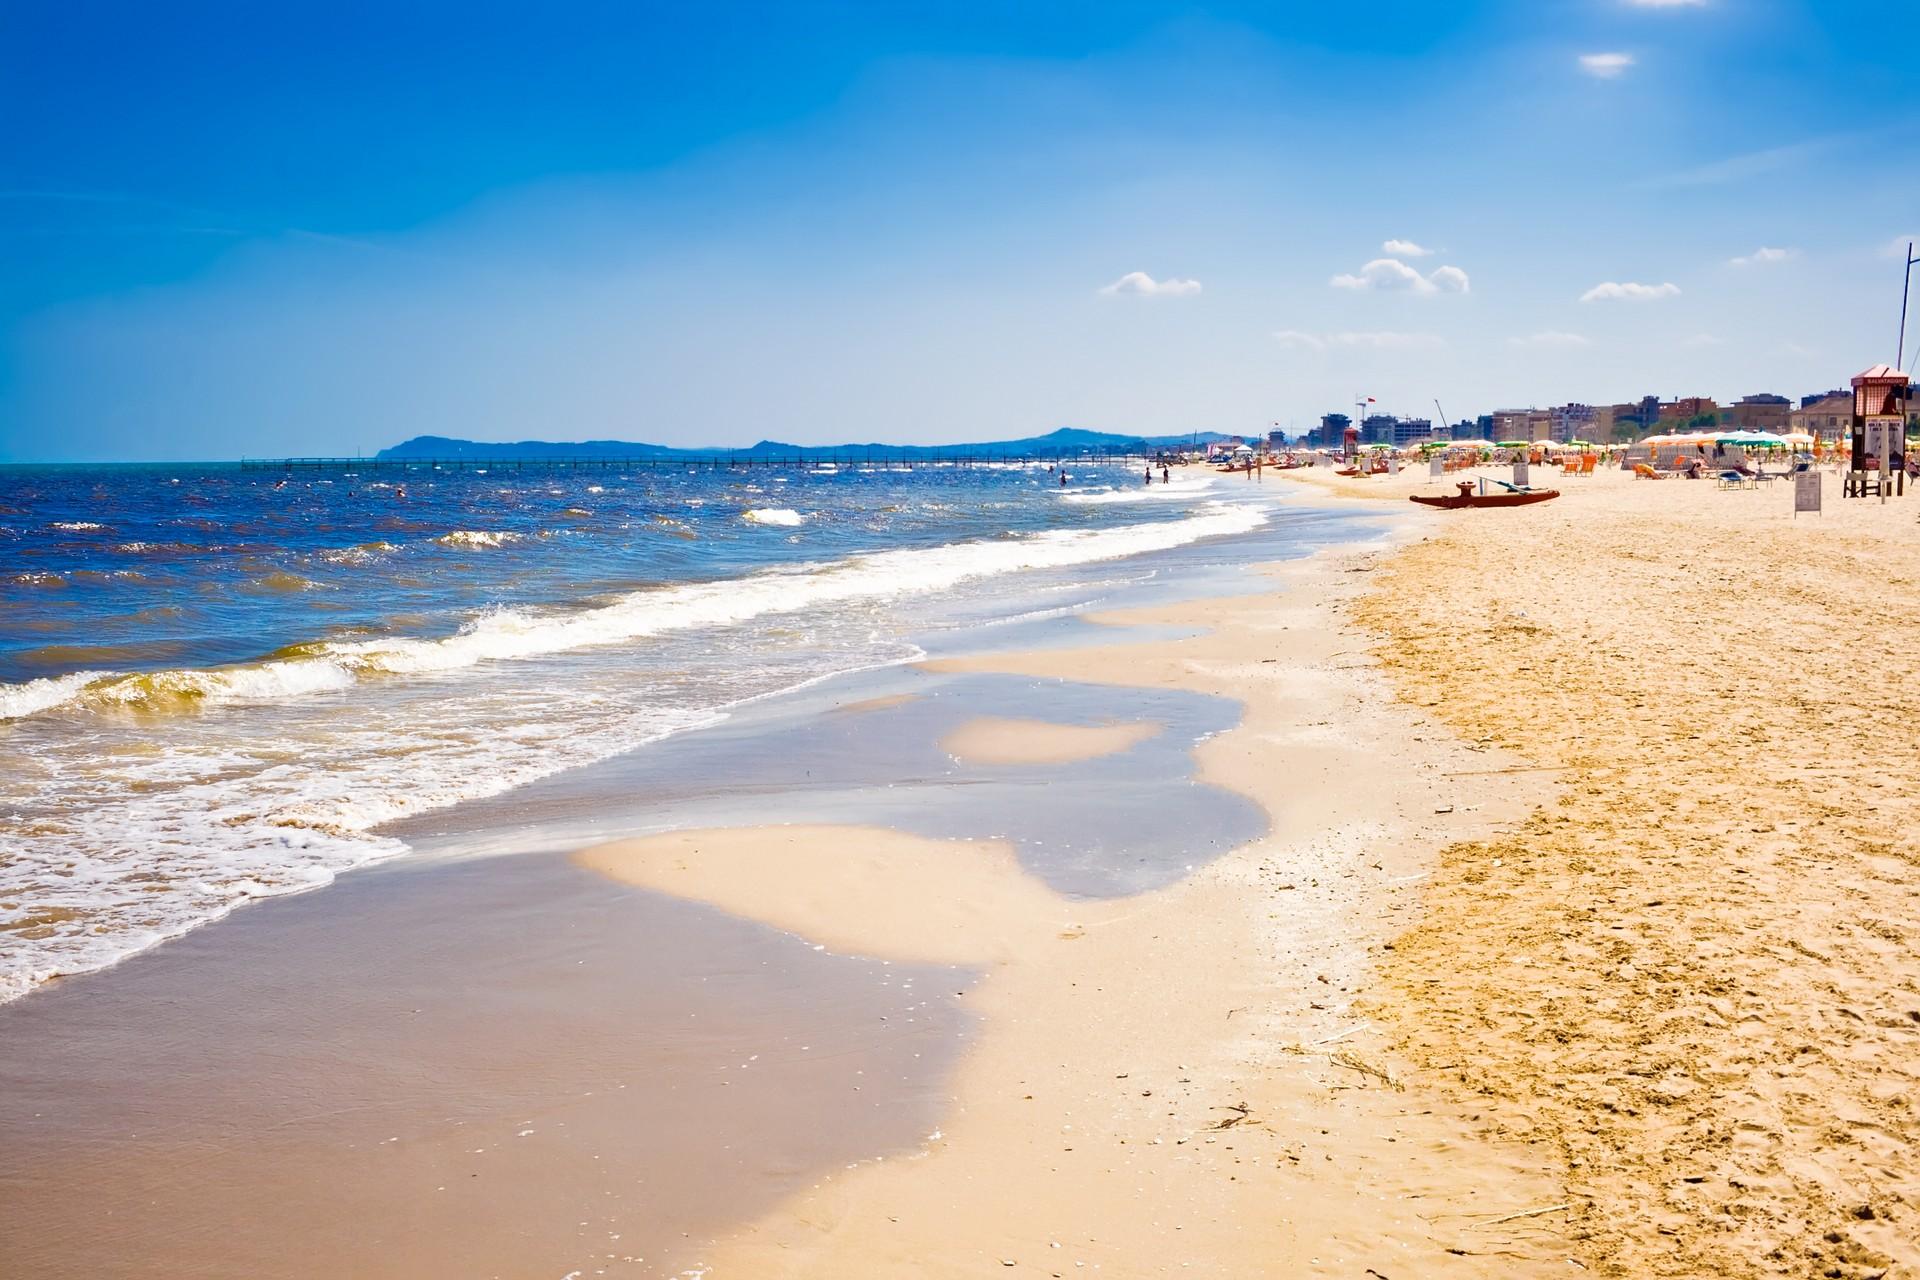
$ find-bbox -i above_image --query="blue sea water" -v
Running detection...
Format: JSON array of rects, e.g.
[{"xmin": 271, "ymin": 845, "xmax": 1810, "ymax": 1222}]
[{"xmin": 0, "ymin": 459, "xmax": 1340, "ymax": 1001}]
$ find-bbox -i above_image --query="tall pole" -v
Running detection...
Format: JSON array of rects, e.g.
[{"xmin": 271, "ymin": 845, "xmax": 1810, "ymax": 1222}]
[
  {"xmin": 1900, "ymin": 241, "xmax": 1917, "ymax": 373},
  {"xmin": 1898, "ymin": 242, "xmax": 1919, "ymax": 470}
]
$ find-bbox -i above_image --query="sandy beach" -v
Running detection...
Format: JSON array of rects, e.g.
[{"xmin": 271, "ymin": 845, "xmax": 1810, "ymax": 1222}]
[
  {"xmin": 1331, "ymin": 460, "xmax": 1920, "ymax": 1277},
  {"xmin": 571, "ymin": 500, "xmax": 1582, "ymax": 1276},
  {"xmin": 571, "ymin": 459, "xmax": 1920, "ymax": 1277},
  {"xmin": 7, "ymin": 461, "xmax": 1916, "ymax": 1277}
]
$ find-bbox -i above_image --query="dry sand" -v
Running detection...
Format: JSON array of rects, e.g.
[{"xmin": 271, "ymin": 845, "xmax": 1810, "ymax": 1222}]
[
  {"xmin": 576, "ymin": 523, "xmax": 1582, "ymax": 1277},
  {"xmin": 1314, "ymin": 459, "xmax": 1919, "ymax": 1277},
  {"xmin": 938, "ymin": 715, "xmax": 1161, "ymax": 765}
]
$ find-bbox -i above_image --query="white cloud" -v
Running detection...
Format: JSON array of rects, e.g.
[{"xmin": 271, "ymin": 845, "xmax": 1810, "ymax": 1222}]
[
  {"xmin": 1508, "ymin": 331, "xmax": 1592, "ymax": 348},
  {"xmin": 1579, "ymin": 280, "xmax": 1680, "ymax": 302},
  {"xmin": 1729, "ymin": 246, "xmax": 1794, "ymax": 267},
  {"xmin": 1098, "ymin": 271, "xmax": 1201, "ymax": 297},
  {"xmin": 1579, "ymin": 52, "xmax": 1635, "ymax": 79},
  {"xmin": 1883, "ymin": 235, "xmax": 1920, "ymax": 259},
  {"xmin": 1331, "ymin": 257, "xmax": 1469, "ymax": 294},
  {"xmin": 1382, "ymin": 239, "xmax": 1433, "ymax": 257},
  {"xmin": 1274, "ymin": 329, "xmax": 1444, "ymax": 351}
]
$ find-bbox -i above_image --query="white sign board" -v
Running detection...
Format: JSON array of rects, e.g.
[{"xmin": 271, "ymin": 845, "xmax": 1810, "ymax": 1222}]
[
  {"xmin": 1429, "ymin": 455, "xmax": 1444, "ymax": 478},
  {"xmin": 1865, "ymin": 418, "xmax": 1902, "ymax": 469},
  {"xmin": 1512, "ymin": 460, "xmax": 1529, "ymax": 488},
  {"xmin": 1794, "ymin": 469, "xmax": 1821, "ymax": 516}
]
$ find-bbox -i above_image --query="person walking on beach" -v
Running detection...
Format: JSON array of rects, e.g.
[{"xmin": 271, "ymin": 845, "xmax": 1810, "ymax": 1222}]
[{"xmin": 1161, "ymin": 465, "xmax": 1170, "ymax": 483}]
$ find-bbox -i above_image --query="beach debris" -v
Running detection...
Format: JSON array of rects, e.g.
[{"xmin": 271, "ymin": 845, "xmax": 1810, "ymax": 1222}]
[
  {"xmin": 1329, "ymin": 1050, "xmax": 1402, "ymax": 1090},
  {"xmin": 1465, "ymin": 1202, "xmax": 1573, "ymax": 1228},
  {"xmin": 1209, "ymin": 1102, "xmax": 1252, "ymax": 1130}
]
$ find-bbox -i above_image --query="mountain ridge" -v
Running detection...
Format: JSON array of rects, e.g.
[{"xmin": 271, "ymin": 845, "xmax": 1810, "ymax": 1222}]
[{"xmin": 375, "ymin": 427, "xmax": 1236, "ymax": 461}]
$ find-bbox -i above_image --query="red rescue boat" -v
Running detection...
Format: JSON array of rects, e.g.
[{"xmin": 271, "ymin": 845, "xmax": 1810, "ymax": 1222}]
[{"xmin": 1410, "ymin": 481, "xmax": 1560, "ymax": 509}]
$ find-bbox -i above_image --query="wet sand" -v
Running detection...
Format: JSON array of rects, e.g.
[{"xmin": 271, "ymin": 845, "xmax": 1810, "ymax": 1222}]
[
  {"xmin": 0, "ymin": 851, "xmax": 970, "ymax": 1279},
  {"xmin": 938, "ymin": 715, "xmax": 1160, "ymax": 765},
  {"xmin": 579, "ymin": 825, "xmax": 1088, "ymax": 966},
  {"xmin": 0, "ymin": 623, "xmax": 1276, "ymax": 1277},
  {"xmin": 633, "ymin": 532, "xmax": 1583, "ymax": 1276}
]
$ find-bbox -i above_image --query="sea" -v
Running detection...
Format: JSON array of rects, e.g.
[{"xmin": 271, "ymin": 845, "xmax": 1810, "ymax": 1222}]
[{"xmin": 0, "ymin": 459, "xmax": 1362, "ymax": 1003}]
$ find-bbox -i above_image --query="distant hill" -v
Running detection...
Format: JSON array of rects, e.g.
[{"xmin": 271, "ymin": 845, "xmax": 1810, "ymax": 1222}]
[{"xmin": 375, "ymin": 428, "xmax": 1235, "ymax": 461}]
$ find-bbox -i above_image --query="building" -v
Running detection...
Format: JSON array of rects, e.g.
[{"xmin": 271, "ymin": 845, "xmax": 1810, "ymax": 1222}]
[
  {"xmin": 1361, "ymin": 414, "xmax": 1398, "ymax": 445},
  {"xmin": 1550, "ymin": 403, "xmax": 1597, "ymax": 443},
  {"xmin": 1308, "ymin": 413, "xmax": 1350, "ymax": 449},
  {"xmin": 1267, "ymin": 429, "xmax": 1287, "ymax": 449},
  {"xmin": 1392, "ymin": 417, "xmax": 1434, "ymax": 446},
  {"xmin": 1489, "ymin": 409, "xmax": 1533, "ymax": 441},
  {"xmin": 1602, "ymin": 395, "xmax": 1663, "ymax": 440},
  {"xmin": 1801, "ymin": 388, "xmax": 1848, "ymax": 408},
  {"xmin": 1660, "ymin": 396, "xmax": 1720, "ymax": 425},
  {"xmin": 1790, "ymin": 393, "xmax": 1853, "ymax": 439},
  {"xmin": 1727, "ymin": 394, "xmax": 1791, "ymax": 432}
]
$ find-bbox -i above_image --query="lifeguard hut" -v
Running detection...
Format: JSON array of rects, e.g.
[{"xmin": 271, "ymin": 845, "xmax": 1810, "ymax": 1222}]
[{"xmin": 1847, "ymin": 364, "xmax": 1909, "ymax": 497}]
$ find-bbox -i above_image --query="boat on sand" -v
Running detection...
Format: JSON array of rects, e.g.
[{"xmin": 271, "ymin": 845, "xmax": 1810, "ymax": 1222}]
[{"xmin": 1410, "ymin": 481, "xmax": 1560, "ymax": 509}]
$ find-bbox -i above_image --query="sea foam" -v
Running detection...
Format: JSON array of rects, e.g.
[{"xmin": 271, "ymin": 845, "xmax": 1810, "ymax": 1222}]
[{"xmin": 0, "ymin": 501, "xmax": 1267, "ymax": 720}]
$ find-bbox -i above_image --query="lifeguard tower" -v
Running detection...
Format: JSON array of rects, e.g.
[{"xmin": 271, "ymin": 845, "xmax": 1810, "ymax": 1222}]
[{"xmin": 1847, "ymin": 364, "xmax": 1908, "ymax": 498}]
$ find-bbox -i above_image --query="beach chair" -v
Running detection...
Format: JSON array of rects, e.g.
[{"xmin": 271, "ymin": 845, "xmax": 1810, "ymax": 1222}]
[
  {"xmin": 1717, "ymin": 470, "xmax": 1754, "ymax": 490},
  {"xmin": 1580, "ymin": 454, "xmax": 1598, "ymax": 477},
  {"xmin": 1633, "ymin": 463, "xmax": 1664, "ymax": 480}
]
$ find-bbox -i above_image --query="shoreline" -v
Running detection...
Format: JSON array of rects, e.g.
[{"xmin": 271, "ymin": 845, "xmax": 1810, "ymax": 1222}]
[
  {"xmin": 4, "ymin": 478, "xmax": 1652, "ymax": 1275},
  {"xmin": 590, "ymin": 519, "xmax": 1581, "ymax": 1275}
]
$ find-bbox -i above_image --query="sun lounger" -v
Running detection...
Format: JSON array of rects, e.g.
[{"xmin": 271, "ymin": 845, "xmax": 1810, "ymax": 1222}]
[{"xmin": 1633, "ymin": 463, "xmax": 1664, "ymax": 480}]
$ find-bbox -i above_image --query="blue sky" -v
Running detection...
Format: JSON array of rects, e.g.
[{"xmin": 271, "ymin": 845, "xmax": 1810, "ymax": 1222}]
[{"xmin": 3, "ymin": 1, "xmax": 1917, "ymax": 460}]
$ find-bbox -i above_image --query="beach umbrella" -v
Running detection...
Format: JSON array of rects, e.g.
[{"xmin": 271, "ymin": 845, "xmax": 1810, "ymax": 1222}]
[{"xmin": 1494, "ymin": 439, "xmax": 1528, "ymax": 448}]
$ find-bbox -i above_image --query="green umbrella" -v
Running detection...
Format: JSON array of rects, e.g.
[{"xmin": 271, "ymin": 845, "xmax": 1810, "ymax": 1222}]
[{"xmin": 1495, "ymin": 440, "xmax": 1529, "ymax": 448}]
